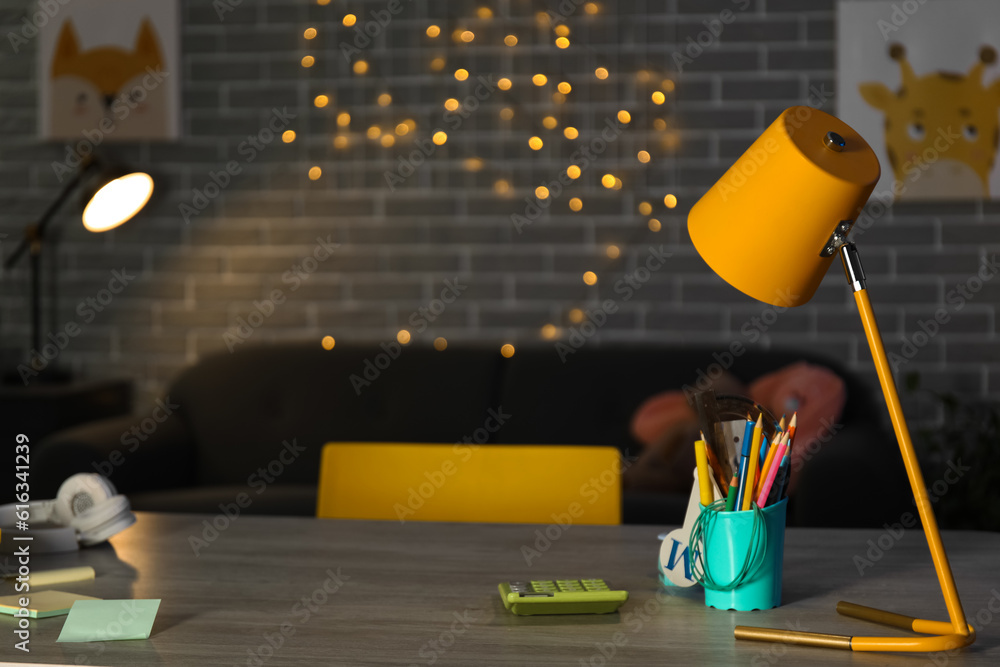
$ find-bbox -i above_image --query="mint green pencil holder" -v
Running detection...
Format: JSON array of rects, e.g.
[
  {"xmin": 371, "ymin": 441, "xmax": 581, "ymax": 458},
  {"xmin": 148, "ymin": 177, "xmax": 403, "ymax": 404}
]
[{"xmin": 697, "ymin": 498, "xmax": 787, "ymax": 611}]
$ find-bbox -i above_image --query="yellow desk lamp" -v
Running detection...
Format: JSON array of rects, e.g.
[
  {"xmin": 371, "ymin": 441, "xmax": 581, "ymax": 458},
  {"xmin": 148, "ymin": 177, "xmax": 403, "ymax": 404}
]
[{"xmin": 688, "ymin": 106, "xmax": 975, "ymax": 653}]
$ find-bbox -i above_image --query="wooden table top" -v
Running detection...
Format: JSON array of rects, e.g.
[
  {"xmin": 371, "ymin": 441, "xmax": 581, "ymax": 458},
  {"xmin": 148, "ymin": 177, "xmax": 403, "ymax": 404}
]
[{"xmin": 2, "ymin": 512, "xmax": 998, "ymax": 665}]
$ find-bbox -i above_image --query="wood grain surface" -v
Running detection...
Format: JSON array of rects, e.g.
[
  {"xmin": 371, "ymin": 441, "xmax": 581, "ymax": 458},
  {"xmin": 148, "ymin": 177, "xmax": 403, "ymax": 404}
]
[{"xmin": 1, "ymin": 513, "xmax": 998, "ymax": 665}]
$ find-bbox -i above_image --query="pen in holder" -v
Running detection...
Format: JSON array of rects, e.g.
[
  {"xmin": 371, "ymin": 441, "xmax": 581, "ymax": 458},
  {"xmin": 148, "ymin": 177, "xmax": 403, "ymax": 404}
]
[{"xmin": 690, "ymin": 498, "xmax": 787, "ymax": 611}]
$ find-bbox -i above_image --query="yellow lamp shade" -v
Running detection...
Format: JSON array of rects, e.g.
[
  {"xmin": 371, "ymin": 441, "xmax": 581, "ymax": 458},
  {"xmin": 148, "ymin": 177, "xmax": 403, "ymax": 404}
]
[{"xmin": 688, "ymin": 106, "xmax": 880, "ymax": 307}]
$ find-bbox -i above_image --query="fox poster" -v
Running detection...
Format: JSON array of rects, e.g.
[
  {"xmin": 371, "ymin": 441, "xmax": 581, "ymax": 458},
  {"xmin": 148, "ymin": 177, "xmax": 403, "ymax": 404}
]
[
  {"xmin": 38, "ymin": 0, "xmax": 180, "ymax": 141},
  {"xmin": 838, "ymin": 1, "xmax": 1000, "ymax": 202}
]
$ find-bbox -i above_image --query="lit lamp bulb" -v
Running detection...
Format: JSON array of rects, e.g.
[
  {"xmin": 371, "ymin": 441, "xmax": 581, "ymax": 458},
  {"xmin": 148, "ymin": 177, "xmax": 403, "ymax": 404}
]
[{"xmin": 82, "ymin": 172, "xmax": 154, "ymax": 232}]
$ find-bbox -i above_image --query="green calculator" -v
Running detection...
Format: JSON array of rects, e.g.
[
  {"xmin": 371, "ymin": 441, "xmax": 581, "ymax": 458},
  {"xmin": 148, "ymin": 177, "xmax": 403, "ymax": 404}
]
[{"xmin": 499, "ymin": 579, "xmax": 628, "ymax": 615}]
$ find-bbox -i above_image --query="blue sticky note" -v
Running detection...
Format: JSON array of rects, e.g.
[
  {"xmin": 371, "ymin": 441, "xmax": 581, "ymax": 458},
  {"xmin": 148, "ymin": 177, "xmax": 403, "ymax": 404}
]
[{"xmin": 56, "ymin": 599, "xmax": 161, "ymax": 643}]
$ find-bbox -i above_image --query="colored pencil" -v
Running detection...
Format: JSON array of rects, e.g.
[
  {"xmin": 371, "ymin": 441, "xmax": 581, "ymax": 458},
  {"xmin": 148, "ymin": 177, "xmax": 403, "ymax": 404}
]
[
  {"xmin": 734, "ymin": 414, "xmax": 755, "ymax": 511},
  {"xmin": 757, "ymin": 433, "xmax": 788, "ymax": 507},
  {"xmin": 740, "ymin": 412, "xmax": 764, "ymax": 511},
  {"xmin": 755, "ymin": 435, "xmax": 781, "ymax": 498},
  {"xmin": 724, "ymin": 475, "xmax": 738, "ymax": 511}
]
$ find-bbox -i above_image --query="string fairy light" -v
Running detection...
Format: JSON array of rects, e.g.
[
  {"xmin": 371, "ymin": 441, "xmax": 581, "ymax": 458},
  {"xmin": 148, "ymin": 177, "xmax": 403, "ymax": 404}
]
[{"xmin": 299, "ymin": 4, "xmax": 679, "ymax": 348}]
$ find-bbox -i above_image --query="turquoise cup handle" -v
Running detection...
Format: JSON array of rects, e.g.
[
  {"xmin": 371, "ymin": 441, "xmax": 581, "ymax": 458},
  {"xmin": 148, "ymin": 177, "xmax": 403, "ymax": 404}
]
[{"xmin": 700, "ymin": 498, "xmax": 787, "ymax": 611}]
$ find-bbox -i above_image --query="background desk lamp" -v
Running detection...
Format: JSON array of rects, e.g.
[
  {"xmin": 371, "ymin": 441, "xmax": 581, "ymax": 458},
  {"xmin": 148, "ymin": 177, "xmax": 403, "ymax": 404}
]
[
  {"xmin": 688, "ymin": 106, "xmax": 974, "ymax": 654},
  {"xmin": 3, "ymin": 155, "xmax": 153, "ymax": 379}
]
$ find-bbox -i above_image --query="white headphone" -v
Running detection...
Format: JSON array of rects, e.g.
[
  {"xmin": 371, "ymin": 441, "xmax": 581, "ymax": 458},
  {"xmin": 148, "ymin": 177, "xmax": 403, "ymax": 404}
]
[{"xmin": 0, "ymin": 473, "xmax": 136, "ymax": 553}]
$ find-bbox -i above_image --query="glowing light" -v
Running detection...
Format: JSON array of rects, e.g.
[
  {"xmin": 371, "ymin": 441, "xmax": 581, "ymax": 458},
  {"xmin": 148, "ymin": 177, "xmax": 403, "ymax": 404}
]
[
  {"xmin": 639, "ymin": 201, "xmax": 652, "ymax": 216},
  {"xmin": 532, "ymin": 73, "xmax": 548, "ymax": 86},
  {"xmin": 566, "ymin": 165, "xmax": 581, "ymax": 179},
  {"xmin": 426, "ymin": 25, "xmax": 441, "ymax": 38},
  {"xmin": 432, "ymin": 131, "xmax": 448, "ymax": 145},
  {"xmin": 494, "ymin": 179, "xmax": 510, "ymax": 194},
  {"xmin": 535, "ymin": 186, "xmax": 550, "ymax": 199},
  {"xmin": 343, "ymin": 14, "xmax": 356, "ymax": 27},
  {"xmin": 552, "ymin": 92, "xmax": 566, "ymax": 104},
  {"xmin": 498, "ymin": 77, "xmax": 512, "ymax": 90},
  {"xmin": 651, "ymin": 91, "xmax": 666, "ymax": 105},
  {"xmin": 333, "ymin": 135, "xmax": 349, "ymax": 149},
  {"xmin": 504, "ymin": 34, "xmax": 518, "ymax": 46},
  {"xmin": 500, "ymin": 344, "xmax": 515, "ymax": 358},
  {"xmin": 377, "ymin": 93, "xmax": 391, "ymax": 106},
  {"xmin": 430, "ymin": 57, "xmax": 445, "ymax": 71},
  {"xmin": 541, "ymin": 324, "xmax": 558, "ymax": 339},
  {"xmin": 477, "ymin": 7, "xmax": 493, "ymax": 19},
  {"xmin": 606, "ymin": 245, "xmax": 621, "ymax": 259},
  {"xmin": 317, "ymin": 0, "xmax": 330, "ymax": 5},
  {"xmin": 353, "ymin": 60, "xmax": 368, "ymax": 74},
  {"xmin": 654, "ymin": 118, "xmax": 668, "ymax": 131},
  {"xmin": 648, "ymin": 218, "xmax": 662, "ymax": 232},
  {"xmin": 367, "ymin": 126, "xmax": 381, "ymax": 139},
  {"xmin": 434, "ymin": 337, "xmax": 448, "ymax": 351},
  {"xmin": 82, "ymin": 172, "xmax": 153, "ymax": 232},
  {"xmin": 301, "ymin": 55, "xmax": 315, "ymax": 68},
  {"xmin": 454, "ymin": 68, "xmax": 469, "ymax": 81},
  {"xmin": 397, "ymin": 330, "xmax": 411, "ymax": 345},
  {"xmin": 569, "ymin": 308, "xmax": 585, "ymax": 323},
  {"xmin": 601, "ymin": 174, "xmax": 616, "ymax": 188},
  {"xmin": 444, "ymin": 98, "xmax": 460, "ymax": 111},
  {"xmin": 617, "ymin": 110, "xmax": 631, "ymax": 124},
  {"xmin": 555, "ymin": 25, "xmax": 570, "ymax": 37},
  {"xmin": 662, "ymin": 79, "xmax": 676, "ymax": 92},
  {"xmin": 337, "ymin": 112, "xmax": 350, "ymax": 127},
  {"xmin": 395, "ymin": 123, "xmax": 410, "ymax": 136},
  {"xmin": 637, "ymin": 150, "xmax": 651, "ymax": 163},
  {"xmin": 563, "ymin": 126, "xmax": 579, "ymax": 140},
  {"xmin": 282, "ymin": 130, "xmax": 296, "ymax": 143},
  {"xmin": 308, "ymin": 166, "xmax": 322, "ymax": 180},
  {"xmin": 380, "ymin": 134, "xmax": 395, "ymax": 147},
  {"xmin": 557, "ymin": 81, "xmax": 572, "ymax": 94},
  {"xmin": 542, "ymin": 116, "xmax": 558, "ymax": 129},
  {"xmin": 583, "ymin": 271, "xmax": 598, "ymax": 286},
  {"xmin": 584, "ymin": 2, "xmax": 599, "ymax": 14},
  {"xmin": 528, "ymin": 136, "xmax": 543, "ymax": 150},
  {"xmin": 664, "ymin": 194, "xmax": 678, "ymax": 208},
  {"xmin": 404, "ymin": 119, "xmax": 416, "ymax": 131},
  {"xmin": 314, "ymin": 95, "xmax": 329, "ymax": 108},
  {"xmin": 321, "ymin": 336, "xmax": 335, "ymax": 350},
  {"xmin": 638, "ymin": 70, "xmax": 651, "ymax": 83},
  {"xmin": 555, "ymin": 37, "xmax": 570, "ymax": 48},
  {"xmin": 614, "ymin": 178, "xmax": 623, "ymax": 190},
  {"xmin": 464, "ymin": 157, "xmax": 484, "ymax": 171},
  {"xmin": 460, "ymin": 30, "xmax": 475, "ymax": 43},
  {"xmin": 595, "ymin": 67, "xmax": 609, "ymax": 80},
  {"xmin": 500, "ymin": 107, "xmax": 514, "ymax": 120},
  {"xmin": 536, "ymin": 11, "xmax": 551, "ymax": 24},
  {"xmin": 304, "ymin": 28, "xmax": 317, "ymax": 39},
  {"xmin": 569, "ymin": 197, "xmax": 583, "ymax": 211}
]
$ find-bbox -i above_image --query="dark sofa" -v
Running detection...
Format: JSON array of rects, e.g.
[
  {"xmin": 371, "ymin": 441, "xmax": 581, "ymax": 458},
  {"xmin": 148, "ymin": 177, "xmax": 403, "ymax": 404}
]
[{"xmin": 32, "ymin": 342, "xmax": 913, "ymax": 526}]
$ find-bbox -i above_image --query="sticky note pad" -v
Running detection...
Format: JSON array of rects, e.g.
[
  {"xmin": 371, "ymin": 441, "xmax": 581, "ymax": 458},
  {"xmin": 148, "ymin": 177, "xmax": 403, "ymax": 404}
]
[
  {"xmin": 0, "ymin": 591, "xmax": 101, "ymax": 619},
  {"xmin": 57, "ymin": 599, "xmax": 161, "ymax": 643}
]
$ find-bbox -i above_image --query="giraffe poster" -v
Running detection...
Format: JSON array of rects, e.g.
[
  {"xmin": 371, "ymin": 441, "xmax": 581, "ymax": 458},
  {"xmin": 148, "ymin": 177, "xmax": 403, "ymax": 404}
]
[
  {"xmin": 38, "ymin": 0, "xmax": 180, "ymax": 141},
  {"xmin": 837, "ymin": 0, "xmax": 1000, "ymax": 202}
]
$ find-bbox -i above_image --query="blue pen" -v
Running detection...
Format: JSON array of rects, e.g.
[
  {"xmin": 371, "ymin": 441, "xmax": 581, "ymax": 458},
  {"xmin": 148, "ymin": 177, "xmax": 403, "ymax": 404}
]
[{"xmin": 734, "ymin": 415, "xmax": 755, "ymax": 511}]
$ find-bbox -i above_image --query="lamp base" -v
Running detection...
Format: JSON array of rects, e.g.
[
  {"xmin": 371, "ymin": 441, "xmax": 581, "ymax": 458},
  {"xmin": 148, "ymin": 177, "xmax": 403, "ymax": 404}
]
[{"xmin": 735, "ymin": 601, "xmax": 975, "ymax": 653}]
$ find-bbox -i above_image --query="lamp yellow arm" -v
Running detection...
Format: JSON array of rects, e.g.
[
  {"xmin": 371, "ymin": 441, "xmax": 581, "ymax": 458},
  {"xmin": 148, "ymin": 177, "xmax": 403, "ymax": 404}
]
[{"xmin": 852, "ymin": 287, "xmax": 968, "ymax": 637}]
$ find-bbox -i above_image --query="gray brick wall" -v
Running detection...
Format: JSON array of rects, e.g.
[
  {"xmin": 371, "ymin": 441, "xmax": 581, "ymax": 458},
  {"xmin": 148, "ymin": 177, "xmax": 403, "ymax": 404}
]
[{"xmin": 0, "ymin": 0, "xmax": 996, "ymax": 425}]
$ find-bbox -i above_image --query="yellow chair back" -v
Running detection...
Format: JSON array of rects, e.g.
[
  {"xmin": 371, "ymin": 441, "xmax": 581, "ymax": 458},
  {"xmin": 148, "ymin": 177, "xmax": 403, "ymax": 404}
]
[{"xmin": 316, "ymin": 443, "xmax": 621, "ymax": 524}]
